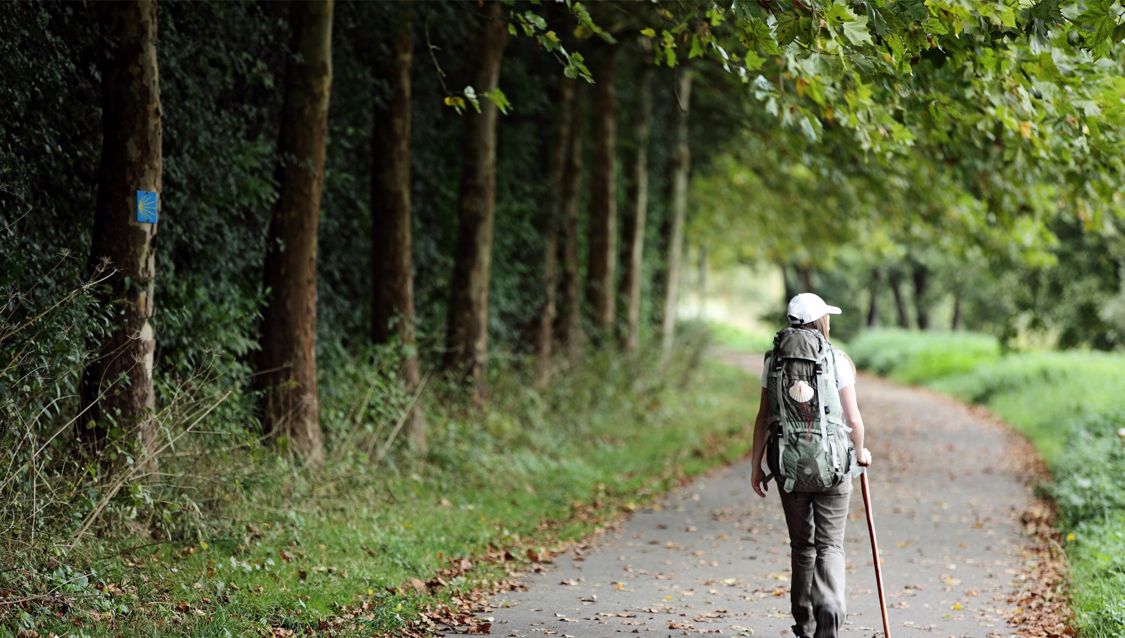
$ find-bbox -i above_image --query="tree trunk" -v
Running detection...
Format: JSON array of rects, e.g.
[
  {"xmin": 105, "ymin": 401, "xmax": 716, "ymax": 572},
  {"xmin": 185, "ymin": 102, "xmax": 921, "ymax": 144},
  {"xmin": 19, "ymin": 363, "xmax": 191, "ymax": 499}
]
[
  {"xmin": 256, "ymin": 0, "xmax": 333, "ymax": 466},
  {"xmin": 795, "ymin": 265, "xmax": 814, "ymax": 292},
  {"xmin": 661, "ymin": 67, "xmax": 692, "ymax": 358},
  {"xmin": 443, "ymin": 2, "xmax": 509, "ymax": 401},
  {"xmin": 371, "ymin": 19, "xmax": 424, "ymax": 448},
  {"xmin": 888, "ymin": 269, "xmax": 911, "ymax": 328},
  {"xmin": 532, "ymin": 79, "xmax": 575, "ymax": 387},
  {"xmin": 866, "ymin": 267, "xmax": 881, "ymax": 328},
  {"xmin": 951, "ymin": 290, "xmax": 963, "ymax": 330},
  {"xmin": 585, "ymin": 50, "xmax": 618, "ymax": 340},
  {"xmin": 78, "ymin": 0, "xmax": 162, "ymax": 468},
  {"xmin": 555, "ymin": 82, "xmax": 585, "ymax": 360},
  {"xmin": 912, "ymin": 262, "xmax": 930, "ymax": 330},
  {"xmin": 619, "ymin": 61, "xmax": 652, "ymax": 353},
  {"xmin": 781, "ymin": 263, "xmax": 797, "ymax": 303}
]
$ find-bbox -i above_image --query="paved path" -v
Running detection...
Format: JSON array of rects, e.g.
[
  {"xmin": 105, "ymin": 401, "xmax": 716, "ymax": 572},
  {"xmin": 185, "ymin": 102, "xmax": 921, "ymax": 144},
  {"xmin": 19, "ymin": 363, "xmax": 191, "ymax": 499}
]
[{"xmin": 449, "ymin": 350, "xmax": 1037, "ymax": 638}]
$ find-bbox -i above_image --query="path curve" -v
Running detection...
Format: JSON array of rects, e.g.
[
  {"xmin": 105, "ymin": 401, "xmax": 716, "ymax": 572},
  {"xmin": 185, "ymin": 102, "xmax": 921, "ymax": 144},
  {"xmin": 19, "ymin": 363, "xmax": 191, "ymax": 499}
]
[{"xmin": 448, "ymin": 350, "xmax": 1040, "ymax": 638}]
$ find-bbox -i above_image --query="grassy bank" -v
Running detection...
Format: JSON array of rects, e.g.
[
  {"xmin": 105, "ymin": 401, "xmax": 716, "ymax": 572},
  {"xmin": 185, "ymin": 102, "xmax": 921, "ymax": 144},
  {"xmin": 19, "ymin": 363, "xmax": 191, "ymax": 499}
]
[
  {"xmin": 2, "ymin": 331, "xmax": 757, "ymax": 636},
  {"xmin": 849, "ymin": 329, "xmax": 1125, "ymax": 637}
]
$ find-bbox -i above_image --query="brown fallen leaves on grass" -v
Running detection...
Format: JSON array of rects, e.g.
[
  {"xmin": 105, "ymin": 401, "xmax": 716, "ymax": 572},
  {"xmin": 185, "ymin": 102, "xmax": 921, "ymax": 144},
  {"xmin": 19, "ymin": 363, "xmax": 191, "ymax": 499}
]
[{"xmin": 1006, "ymin": 432, "xmax": 1075, "ymax": 638}]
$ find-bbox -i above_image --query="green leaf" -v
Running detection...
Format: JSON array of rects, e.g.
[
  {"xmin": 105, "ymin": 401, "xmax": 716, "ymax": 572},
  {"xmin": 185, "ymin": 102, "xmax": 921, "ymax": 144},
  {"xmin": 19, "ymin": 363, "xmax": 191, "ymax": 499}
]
[
  {"xmin": 640, "ymin": 27, "xmax": 656, "ymax": 38},
  {"xmin": 842, "ymin": 17, "xmax": 873, "ymax": 46}
]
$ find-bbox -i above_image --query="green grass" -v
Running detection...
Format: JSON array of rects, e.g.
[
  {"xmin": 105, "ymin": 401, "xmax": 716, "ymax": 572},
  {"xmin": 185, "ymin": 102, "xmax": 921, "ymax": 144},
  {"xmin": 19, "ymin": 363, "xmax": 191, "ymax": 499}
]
[
  {"xmin": 706, "ymin": 320, "xmax": 774, "ymax": 352},
  {"xmin": 5, "ymin": 335, "xmax": 757, "ymax": 636},
  {"xmin": 849, "ymin": 328, "xmax": 1125, "ymax": 638}
]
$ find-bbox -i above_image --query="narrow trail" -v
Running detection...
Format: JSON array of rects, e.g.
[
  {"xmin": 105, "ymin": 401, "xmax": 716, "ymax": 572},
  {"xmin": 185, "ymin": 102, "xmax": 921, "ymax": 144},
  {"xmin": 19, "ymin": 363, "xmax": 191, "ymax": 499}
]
[{"xmin": 448, "ymin": 350, "xmax": 1042, "ymax": 638}]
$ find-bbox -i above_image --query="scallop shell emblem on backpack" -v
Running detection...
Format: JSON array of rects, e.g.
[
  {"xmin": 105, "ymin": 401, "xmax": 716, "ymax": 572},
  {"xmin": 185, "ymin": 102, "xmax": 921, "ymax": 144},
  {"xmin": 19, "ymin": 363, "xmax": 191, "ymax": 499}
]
[{"xmin": 788, "ymin": 380, "xmax": 814, "ymax": 403}]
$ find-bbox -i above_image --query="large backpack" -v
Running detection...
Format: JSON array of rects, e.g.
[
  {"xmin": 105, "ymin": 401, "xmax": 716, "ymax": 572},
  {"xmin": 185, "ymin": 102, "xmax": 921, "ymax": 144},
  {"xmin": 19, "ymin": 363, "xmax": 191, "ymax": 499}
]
[{"xmin": 765, "ymin": 327, "xmax": 853, "ymax": 492}]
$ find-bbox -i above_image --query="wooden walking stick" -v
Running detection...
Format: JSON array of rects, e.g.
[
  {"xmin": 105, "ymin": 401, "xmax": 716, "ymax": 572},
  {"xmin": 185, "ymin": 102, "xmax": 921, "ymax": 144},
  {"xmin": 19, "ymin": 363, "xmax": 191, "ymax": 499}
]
[{"xmin": 861, "ymin": 471, "xmax": 892, "ymax": 638}]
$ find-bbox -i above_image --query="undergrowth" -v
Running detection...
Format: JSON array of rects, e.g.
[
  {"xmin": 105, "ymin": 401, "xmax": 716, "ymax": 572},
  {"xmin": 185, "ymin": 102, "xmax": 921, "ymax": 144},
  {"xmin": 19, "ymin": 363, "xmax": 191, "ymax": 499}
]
[
  {"xmin": 1, "ymin": 321, "xmax": 756, "ymax": 636},
  {"xmin": 849, "ymin": 328, "xmax": 1125, "ymax": 638}
]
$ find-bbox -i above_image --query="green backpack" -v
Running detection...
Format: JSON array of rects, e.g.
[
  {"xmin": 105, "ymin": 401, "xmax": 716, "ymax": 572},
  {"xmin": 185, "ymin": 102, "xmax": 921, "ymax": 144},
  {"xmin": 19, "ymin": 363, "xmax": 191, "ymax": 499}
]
[{"xmin": 764, "ymin": 327, "xmax": 853, "ymax": 493}]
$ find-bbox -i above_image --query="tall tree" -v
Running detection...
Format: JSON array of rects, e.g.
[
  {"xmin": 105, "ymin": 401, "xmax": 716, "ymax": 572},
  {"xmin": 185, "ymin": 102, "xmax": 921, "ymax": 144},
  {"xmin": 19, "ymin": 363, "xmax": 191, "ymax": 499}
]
[
  {"xmin": 619, "ymin": 57, "xmax": 652, "ymax": 352},
  {"xmin": 371, "ymin": 17, "xmax": 424, "ymax": 446},
  {"xmin": 866, "ymin": 267, "xmax": 881, "ymax": 328},
  {"xmin": 78, "ymin": 0, "xmax": 162, "ymax": 466},
  {"xmin": 912, "ymin": 262, "xmax": 930, "ymax": 330},
  {"xmin": 661, "ymin": 67, "xmax": 692, "ymax": 358},
  {"xmin": 533, "ymin": 79, "xmax": 575, "ymax": 387},
  {"xmin": 256, "ymin": 0, "xmax": 333, "ymax": 465},
  {"xmin": 443, "ymin": 1, "xmax": 509, "ymax": 400},
  {"xmin": 888, "ymin": 268, "xmax": 912, "ymax": 329},
  {"xmin": 555, "ymin": 82, "xmax": 586, "ymax": 360},
  {"xmin": 585, "ymin": 49, "xmax": 618, "ymax": 339}
]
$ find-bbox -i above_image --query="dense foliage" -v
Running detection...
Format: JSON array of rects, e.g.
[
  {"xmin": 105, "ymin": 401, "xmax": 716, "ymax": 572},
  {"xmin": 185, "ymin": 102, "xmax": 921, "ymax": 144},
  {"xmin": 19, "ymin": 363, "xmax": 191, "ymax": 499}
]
[{"xmin": 3, "ymin": 0, "xmax": 1125, "ymax": 633}]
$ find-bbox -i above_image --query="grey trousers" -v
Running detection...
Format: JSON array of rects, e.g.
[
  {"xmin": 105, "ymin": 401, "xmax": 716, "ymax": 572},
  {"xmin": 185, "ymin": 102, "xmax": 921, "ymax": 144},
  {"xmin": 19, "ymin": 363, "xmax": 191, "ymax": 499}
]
[{"xmin": 778, "ymin": 479, "xmax": 851, "ymax": 638}]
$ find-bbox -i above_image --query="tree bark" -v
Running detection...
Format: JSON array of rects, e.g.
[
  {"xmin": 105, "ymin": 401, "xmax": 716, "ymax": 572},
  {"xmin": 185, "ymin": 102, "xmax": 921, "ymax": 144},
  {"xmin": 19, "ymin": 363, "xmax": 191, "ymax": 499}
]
[
  {"xmin": 912, "ymin": 262, "xmax": 930, "ymax": 330},
  {"xmin": 256, "ymin": 0, "xmax": 333, "ymax": 466},
  {"xmin": 888, "ymin": 268, "xmax": 911, "ymax": 329},
  {"xmin": 661, "ymin": 67, "xmax": 692, "ymax": 358},
  {"xmin": 866, "ymin": 267, "xmax": 881, "ymax": 328},
  {"xmin": 443, "ymin": 2, "xmax": 509, "ymax": 401},
  {"xmin": 619, "ymin": 61, "xmax": 652, "ymax": 353},
  {"xmin": 533, "ymin": 79, "xmax": 575, "ymax": 387},
  {"xmin": 371, "ymin": 19, "xmax": 424, "ymax": 447},
  {"xmin": 78, "ymin": 0, "xmax": 162, "ymax": 467},
  {"xmin": 555, "ymin": 82, "xmax": 585, "ymax": 360},
  {"xmin": 585, "ymin": 50, "xmax": 618, "ymax": 340},
  {"xmin": 951, "ymin": 290, "xmax": 963, "ymax": 330}
]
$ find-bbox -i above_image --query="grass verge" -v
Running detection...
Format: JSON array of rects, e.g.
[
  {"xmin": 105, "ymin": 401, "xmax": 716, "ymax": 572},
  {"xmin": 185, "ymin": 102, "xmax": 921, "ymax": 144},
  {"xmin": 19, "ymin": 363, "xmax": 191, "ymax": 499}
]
[
  {"xmin": 849, "ymin": 328, "xmax": 1125, "ymax": 637},
  {"xmin": 3, "ymin": 332, "xmax": 757, "ymax": 637}
]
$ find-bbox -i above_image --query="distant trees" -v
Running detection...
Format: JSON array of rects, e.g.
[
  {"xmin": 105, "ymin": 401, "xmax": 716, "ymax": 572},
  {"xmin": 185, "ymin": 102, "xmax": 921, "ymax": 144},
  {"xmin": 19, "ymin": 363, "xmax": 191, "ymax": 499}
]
[
  {"xmin": 256, "ymin": 0, "xmax": 334, "ymax": 465},
  {"xmin": 443, "ymin": 2, "xmax": 509, "ymax": 401},
  {"xmin": 78, "ymin": 0, "xmax": 162, "ymax": 466}
]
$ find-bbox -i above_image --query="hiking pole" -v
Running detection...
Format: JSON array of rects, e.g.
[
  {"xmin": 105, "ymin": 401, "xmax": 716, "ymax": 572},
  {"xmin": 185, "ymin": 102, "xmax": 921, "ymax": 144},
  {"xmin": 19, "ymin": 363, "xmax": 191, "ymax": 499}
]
[{"xmin": 860, "ymin": 470, "xmax": 892, "ymax": 638}]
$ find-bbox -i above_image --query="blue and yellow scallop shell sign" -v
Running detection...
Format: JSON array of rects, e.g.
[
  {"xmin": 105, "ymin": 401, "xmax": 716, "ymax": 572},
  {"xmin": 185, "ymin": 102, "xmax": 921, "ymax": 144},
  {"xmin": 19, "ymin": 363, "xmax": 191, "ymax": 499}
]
[{"xmin": 136, "ymin": 190, "xmax": 159, "ymax": 224}]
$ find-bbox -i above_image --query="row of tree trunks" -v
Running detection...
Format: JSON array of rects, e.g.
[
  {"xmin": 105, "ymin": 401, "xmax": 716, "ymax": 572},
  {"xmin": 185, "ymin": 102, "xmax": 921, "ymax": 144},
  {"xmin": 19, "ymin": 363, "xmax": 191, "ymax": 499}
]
[
  {"xmin": 661, "ymin": 67, "xmax": 693, "ymax": 359},
  {"xmin": 532, "ymin": 79, "xmax": 576, "ymax": 387},
  {"xmin": 555, "ymin": 83, "xmax": 586, "ymax": 360},
  {"xmin": 370, "ymin": 17, "xmax": 424, "ymax": 447},
  {"xmin": 585, "ymin": 50, "xmax": 618, "ymax": 340},
  {"xmin": 619, "ymin": 60, "xmax": 652, "ymax": 353},
  {"xmin": 255, "ymin": 0, "xmax": 334, "ymax": 466},
  {"xmin": 443, "ymin": 1, "xmax": 509, "ymax": 403},
  {"xmin": 78, "ymin": 0, "xmax": 162, "ymax": 468}
]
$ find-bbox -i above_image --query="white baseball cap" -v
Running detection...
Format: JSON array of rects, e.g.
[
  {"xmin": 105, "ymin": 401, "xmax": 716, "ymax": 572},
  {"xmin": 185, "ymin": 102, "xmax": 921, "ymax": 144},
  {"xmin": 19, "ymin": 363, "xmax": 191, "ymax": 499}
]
[{"xmin": 786, "ymin": 293, "xmax": 842, "ymax": 325}]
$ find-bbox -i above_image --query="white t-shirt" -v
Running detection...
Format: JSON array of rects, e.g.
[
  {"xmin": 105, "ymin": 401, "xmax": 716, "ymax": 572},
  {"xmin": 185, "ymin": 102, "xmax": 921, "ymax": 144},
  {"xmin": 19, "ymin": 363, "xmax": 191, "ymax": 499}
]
[{"xmin": 760, "ymin": 349, "xmax": 856, "ymax": 391}]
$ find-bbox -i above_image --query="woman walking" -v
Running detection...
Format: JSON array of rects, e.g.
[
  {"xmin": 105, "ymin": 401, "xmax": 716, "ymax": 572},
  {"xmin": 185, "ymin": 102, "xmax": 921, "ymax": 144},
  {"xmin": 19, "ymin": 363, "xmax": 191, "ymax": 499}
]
[{"xmin": 750, "ymin": 293, "xmax": 872, "ymax": 638}]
